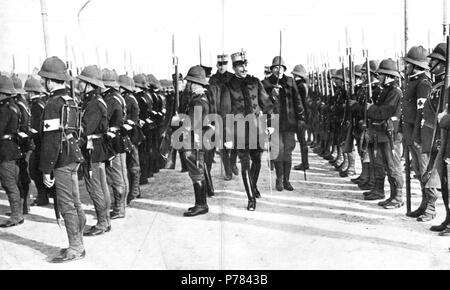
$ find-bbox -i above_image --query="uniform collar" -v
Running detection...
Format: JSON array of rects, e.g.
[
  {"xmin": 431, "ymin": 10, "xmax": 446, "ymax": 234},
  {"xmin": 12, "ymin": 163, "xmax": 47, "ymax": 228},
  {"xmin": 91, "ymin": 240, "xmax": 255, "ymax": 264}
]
[{"xmin": 49, "ymin": 88, "xmax": 68, "ymax": 97}]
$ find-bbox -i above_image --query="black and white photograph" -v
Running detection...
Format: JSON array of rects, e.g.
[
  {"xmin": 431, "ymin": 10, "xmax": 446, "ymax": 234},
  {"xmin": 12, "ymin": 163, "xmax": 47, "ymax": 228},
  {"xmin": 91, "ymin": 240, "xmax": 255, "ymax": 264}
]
[{"xmin": 1, "ymin": 0, "xmax": 450, "ymax": 272}]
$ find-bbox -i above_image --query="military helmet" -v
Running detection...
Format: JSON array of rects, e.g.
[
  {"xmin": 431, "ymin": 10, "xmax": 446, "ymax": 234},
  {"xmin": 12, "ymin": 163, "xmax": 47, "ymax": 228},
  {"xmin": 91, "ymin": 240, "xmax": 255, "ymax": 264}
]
[
  {"xmin": 270, "ymin": 56, "xmax": 287, "ymax": 71},
  {"xmin": 24, "ymin": 77, "xmax": 45, "ymax": 93},
  {"xmin": 77, "ymin": 65, "xmax": 105, "ymax": 89},
  {"xmin": 118, "ymin": 74, "xmax": 135, "ymax": 92},
  {"xmin": 147, "ymin": 74, "xmax": 162, "ymax": 90},
  {"xmin": 102, "ymin": 68, "xmax": 119, "ymax": 89},
  {"xmin": 291, "ymin": 64, "xmax": 307, "ymax": 79},
  {"xmin": 333, "ymin": 68, "xmax": 349, "ymax": 80},
  {"xmin": 377, "ymin": 58, "xmax": 401, "ymax": 78},
  {"xmin": 133, "ymin": 73, "xmax": 148, "ymax": 89},
  {"xmin": 11, "ymin": 75, "xmax": 26, "ymax": 94},
  {"xmin": 428, "ymin": 43, "xmax": 446, "ymax": 62},
  {"xmin": 360, "ymin": 60, "xmax": 380, "ymax": 74},
  {"xmin": 38, "ymin": 56, "xmax": 71, "ymax": 82},
  {"xmin": 0, "ymin": 75, "xmax": 18, "ymax": 99},
  {"xmin": 403, "ymin": 46, "xmax": 429, "ymax": 69},
  {"xmin": 184, "ymin": 66, "xmax": 208, "ymax": 86}
]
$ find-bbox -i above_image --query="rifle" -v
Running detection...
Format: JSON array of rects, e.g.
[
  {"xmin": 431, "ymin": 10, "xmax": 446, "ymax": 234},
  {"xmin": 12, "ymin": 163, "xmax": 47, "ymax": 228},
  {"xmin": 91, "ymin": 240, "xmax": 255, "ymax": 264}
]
[
  {"xmin": 360, "ymin": 50, "xmax": 372, "ymax": 156},
  {"xmin": 343, "ymin": 45, "xmax": 355, "ymax": 153}
]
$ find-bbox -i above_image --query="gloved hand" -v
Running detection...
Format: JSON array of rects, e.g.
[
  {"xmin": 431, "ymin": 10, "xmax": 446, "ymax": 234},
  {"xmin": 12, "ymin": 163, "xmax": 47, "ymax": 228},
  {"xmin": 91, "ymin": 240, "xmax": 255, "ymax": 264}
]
[
  {"xmin": 224, "ymin": 141, "xmax": 233, "ymax": 149},
  {"xmin": 271, "ymin": 85, "xmax": 282, "ymax": 97},
  {"xmin": 265, "ymin": 127, "xmax": 275, "ymax": 135},
  {"xmin": 43, "ymin": 174, "xmax": 55, "ymax": 188}
]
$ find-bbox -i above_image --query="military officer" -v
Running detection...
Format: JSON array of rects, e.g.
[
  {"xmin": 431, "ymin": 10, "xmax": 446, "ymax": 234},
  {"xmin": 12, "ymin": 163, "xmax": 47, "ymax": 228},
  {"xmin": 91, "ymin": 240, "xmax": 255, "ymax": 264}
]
[
  {"xmin": 221, "ymin": 51, "xmax": 274, "ymax": 211},
  {"xmin": 263, "ymin": 56, "xmax": 304, "ymax": 191}
]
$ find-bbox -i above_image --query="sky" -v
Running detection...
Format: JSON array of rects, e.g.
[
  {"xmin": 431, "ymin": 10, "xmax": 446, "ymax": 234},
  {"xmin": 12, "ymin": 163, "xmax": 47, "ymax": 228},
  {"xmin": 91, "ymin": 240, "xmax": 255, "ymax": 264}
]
[{"xmin": 0, "ymin": 0, "xmax": 447, "ymax": 80}]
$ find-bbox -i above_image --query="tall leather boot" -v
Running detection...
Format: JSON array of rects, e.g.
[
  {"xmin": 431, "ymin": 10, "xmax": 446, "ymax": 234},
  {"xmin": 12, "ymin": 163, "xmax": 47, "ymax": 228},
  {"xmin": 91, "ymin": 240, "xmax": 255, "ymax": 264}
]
[
  {"xmin": 250, "ymin": 161, "xmax": 261, "ymax": 198},
  {"xmin": 417, "ymin": 188, "xmax": 437, "ymax": 222},
  {"xmin": 358, "ymin": 163, "xmax": 375, "ymax": 190},
  {"xmin": 352, "ymin": 161, "xmax": 368, "ymax": 183},
  {"xmin": 406, "ymin": 188, "xmax": 428, "ymax": 218},
  {"xmin": 364, "ymin": 177, "xmax": 385, "ymax": 200},
  {"xmin": 184, "ymin": 181, "xmax": 209, "ymax": 216},
  {"xmin": 231, "ymin": 150, "xmax": 239, "ymax": 176},
  {"xmin": 431, "ymin": 185, "xmax": 450, "ymax": 231},
  {"xmin": 329, "ymin": 146, "xmax": 339, "ymax": 164},
  {"xmin": 323, "ymin": 144, "xmax": 334, "ymax": 160},
  {"xmin": 204, "ymin": 167, "xmax": 215, "ymax": 197},
  {"xmin": 222, "ymin": 149, "xmax": 232, "ymax": 180},
  {"xmin": 22, "ymin": 183, "xmax": 30, "ymax": 215},
  {"xmin": 283, "ymin": 161, "xmax": 294, "ymax": 191},
  {"xmin": 333, "ymin": 148, "xmax": 344, "ymax": 169},
  {"xmin": 336, "ymin": 152, "xmax": 348, "ymax": 171},
  {"xmin": 242, "ymin": 169, "xmax": 256, "ymax": 211},
  {"xmin": 274, "ymin": 161, "xmax": 284, "ymax": 191}
]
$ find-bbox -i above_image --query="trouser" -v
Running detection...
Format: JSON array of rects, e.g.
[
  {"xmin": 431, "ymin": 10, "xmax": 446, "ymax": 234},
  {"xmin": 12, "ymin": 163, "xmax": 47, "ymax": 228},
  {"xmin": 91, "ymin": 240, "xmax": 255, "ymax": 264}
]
[
  {"xmin": 29, "ymin": 151, "xmax": 54, "ymax": 201},
  {"xmin": 237, "ymin": 149, "xmax": 262, "ymax": 200},
  {"xmin": 107, "ymin": 153, "xmax": 128, "ymax": 216},
  {"xmin": 17, "ymin": 156, "xmax": 31, "ymax": 206},
  {"xmin": 54, "ymin": 163, "xmax": 85, "ymax": 254},
  {"xmin": 371, "ymin": 139, "xmax": 404, "ymax": 200},
  {"xmin": 84, "ymin": 162, "xmax": 110, "ymax": 230},
  {"xmin": 139, "ymin": 139, "xmax": 151, "ymax": 181},
  {"xmin": 296, "ymin": 125, "xmax": 309, "ymax": 166},
  {"xmin": 185, "ymin": 150, "xmax": 205, "ymax": 183},
  {"xmin": 0, "ymin": 160, "xmax": 22, "ymax": 222},
  {"xmin": 204, "ymin": 148, "xmax": 215, "ymax": 173},
  {"xmin": 127, "ymin": 144, "xmax": 141, "ymax": 198},
  {"xmin": 272, "ymin": 132, "xmax": 296, "ymax": 162},
  {"xmin": 222, "ymin": 148, "xmax": 237, "ymax": 177}
]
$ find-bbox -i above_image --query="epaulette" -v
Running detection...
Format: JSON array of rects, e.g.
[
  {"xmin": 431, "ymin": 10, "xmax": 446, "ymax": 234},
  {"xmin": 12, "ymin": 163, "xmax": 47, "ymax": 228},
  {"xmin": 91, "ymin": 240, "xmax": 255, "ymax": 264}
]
[
  {"xmin": 8, "ymin": 104, "xmax": 19, "ymax": 116},
  {"xmin": 98, "ymin": 97, "xmax": 108, "ymax": 109}
]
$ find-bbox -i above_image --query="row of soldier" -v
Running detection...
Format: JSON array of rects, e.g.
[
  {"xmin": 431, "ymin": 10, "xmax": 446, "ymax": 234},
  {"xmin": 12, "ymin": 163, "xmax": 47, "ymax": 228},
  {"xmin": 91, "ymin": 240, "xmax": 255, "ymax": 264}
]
[{"xmin": 303, "ymin": 42, "xmax": 450, "ymax": 237}]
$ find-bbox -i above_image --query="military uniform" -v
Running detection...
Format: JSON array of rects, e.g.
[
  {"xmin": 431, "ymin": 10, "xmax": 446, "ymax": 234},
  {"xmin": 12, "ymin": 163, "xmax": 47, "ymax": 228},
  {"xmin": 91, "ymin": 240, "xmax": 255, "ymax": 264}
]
[
  {"xmin": 39, "ymin": 56, "xmax": 85, "ymax": 262},
  {"xmin": 263, "ymin": 56, "xmax": 304, "ymax": 192},
  {"xmin": 221, "ymin": 51, "xmax": 274, "ymax": 211},
  {"xmin": 0, "ymin": 75, "xmax": 24, "ymax": 228},
  {"xmin": 180, "ymin": 66, "xmax": 211, "ymax": 217},
  {"xmin": 118, "ymin": 75, "xmax": 142, "ymax": 204}
]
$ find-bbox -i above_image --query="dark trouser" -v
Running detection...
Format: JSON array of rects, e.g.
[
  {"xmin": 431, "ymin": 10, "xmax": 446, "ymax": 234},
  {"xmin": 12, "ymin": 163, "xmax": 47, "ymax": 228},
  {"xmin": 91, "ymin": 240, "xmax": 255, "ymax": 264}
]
[
  {"xmin": 126, "ymin": 144, "xmax": 141, "ymax": 198},
  {"xmin": 0, "ymin": 160, "xmax": 22, "ymax": 222},
  {"xmin": 107, "ymin": 153, "xmax": 128, "ymax": 216},
  {"xmin": 84, "ymin": 162, "xmax": 110, "ymax": 230},
  {"xmin": 185, "ymin": 150, "xmax": 205, "ymax": 182},
  {"xmin": 222, "ymin": 148, "xmax": 237, "ymax": 177},
  {"xmin": 54, "ymin": 162, "xmax": 85, "ymax": 254},
  {"xmin": 238, "ymin": 149, "xmax": 263, "ymax": 200},
  {"xmin": 296, "ymin": 126, "xmax": 309, "ymax": 166},
  {"xmin": 139, "ymin": 139, "xmax": 151, "ymax": 181},
  {"xmin": 371, "ymin": 140, "xmax": 404, "ymax": 201},
  {"xmin": 17, "ymin": 156, "xmax": 31, "ymax": 206},
  {"xmin": 273, "ymin": 132, "xmax": 296, "ymax": 162},
  {"xmin": 204, "ymin": 148, "xmax": 215, "ymax": 173}
]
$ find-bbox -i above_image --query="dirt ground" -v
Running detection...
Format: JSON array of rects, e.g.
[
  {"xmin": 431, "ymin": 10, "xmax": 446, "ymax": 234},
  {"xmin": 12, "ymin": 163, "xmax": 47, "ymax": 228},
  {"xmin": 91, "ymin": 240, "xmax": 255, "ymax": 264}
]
[{"xmin": 1, "ymin": 144, "xmax": 450, "ymax": 270}]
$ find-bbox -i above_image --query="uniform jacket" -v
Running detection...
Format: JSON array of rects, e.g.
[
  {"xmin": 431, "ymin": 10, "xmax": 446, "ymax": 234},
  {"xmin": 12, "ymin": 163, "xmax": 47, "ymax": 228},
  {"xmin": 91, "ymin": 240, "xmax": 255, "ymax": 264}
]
[
  {"xmin": 81, "ymin": 89, "xmax": 109, "ymax": 163},
  {"xmin": 402, "ymin": 72, "xmax": 432, "ymax": 124},
  {"xmin": 30, "ymin": 97, "xmax": 46, "ymax": 149},
  {"xmin": 16, "ymin": 97, "xmax": 34, "ymax": 152},
  {"xmin": 367, "ymin": 82, "xmax": 402, "ymax": 143},
  {"xmin": 0, "ymin": 99, "xmax": 23, "ymax": 161},
  {"xmin": 122, "ymin": 91, "xmax": 142, "ymax": 145},
  {"xmin": 103, "ymin": 88, "xmax": 129, "ymax": 154},
  {"xmin": 39, "ymin": 88, "xmax": 84, "ymax": 174}
]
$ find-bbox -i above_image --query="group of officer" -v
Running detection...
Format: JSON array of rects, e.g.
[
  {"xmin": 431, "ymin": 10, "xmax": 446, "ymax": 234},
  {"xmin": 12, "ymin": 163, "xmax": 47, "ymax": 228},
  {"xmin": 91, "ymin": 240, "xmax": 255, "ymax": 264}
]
[
  {"xmin": 0, "ymin": 56, "xmax": 170, "ymax": 263},
  {"xmin": 303, "ymin": 41, "xmax": 450, "ymax": 238}
]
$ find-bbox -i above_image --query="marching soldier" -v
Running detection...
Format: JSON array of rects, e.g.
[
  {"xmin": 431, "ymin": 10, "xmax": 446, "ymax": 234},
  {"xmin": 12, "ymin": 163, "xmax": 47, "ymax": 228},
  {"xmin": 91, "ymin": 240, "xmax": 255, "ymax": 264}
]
[
  {"xmin": 26, "ymin": 77, "xmax": 54, "ymax": 207},
  {"xmin": 0, "ymin": 75, "xmax": 24, "ymax": 228},
  {"xmin": 77, "ymin": 65, "xmax": 111, "ymax": 235},
  {"xmin": 102, "ymin": 69, "xmax": 130, "ymax": 220},
  {"xmin": 291, "ymin": 64, "xmax": 310, "ymax": 171},
  {"xmin": 361, "ymin": 59, "xmax": 404, "ymax": 207},
  {"xmin": 221, "ymin": 51, "xmax": 274, "ymax": 210},
  {"xmin": 402, "ymin": 46, "xmax": 438, "ymax": 222},
  {"xmin": 180, "ymin": 66, "xmax": 211, "ymax": 217},
  {"xmin": 210, "ymin": 54, "xmax": 238, "ymax": 181},
  {"xmin": 263, "ymin": 56, "xmax": 304, "ymax": 191},
  {"xmin": 118, "ymin": 75, "xmax": 142, "ymax": 205},
  {"xmin": 38, "ymin": 56, "xmax": 85, "ymax": 262}
]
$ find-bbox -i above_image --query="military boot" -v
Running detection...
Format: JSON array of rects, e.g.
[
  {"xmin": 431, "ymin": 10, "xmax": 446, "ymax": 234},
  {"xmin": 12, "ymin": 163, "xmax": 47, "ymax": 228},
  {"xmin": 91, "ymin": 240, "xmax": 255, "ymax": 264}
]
[
  {"xmin": 274, "ymin": 162, "xmax": 284, "ymax": 191},
  {"xmin": 283, "ymin": 161, "xmax": 294, "ymax": 191},
  {"xmin": 0, "ymin": 191, "xmax": 24, "ymax": 228},
  {"xmin": 430, "ymin": 208, "xmax": 450, "ymax": 232},
  {"xmin": 383, "ymin": 183, "xmax": 404, "ymax": 209},
  {"xmin": 378, "ymin": 178, "xmax": 395, "ymax": 207},
  {"xmin": 294, "ymin": 148, "xmax": 309, "ymax": 170},
  {"xmin": 406, "ymin": 189, "xmax": 428, "ymax": 218},
  {"xmin": 364, "ymin": 178, "xmax": 385, "ymax": 200},
  {"xmin": 335, "ymin": 152, "xmax": 348, "ymax": 172},
  {"xmin": 358, "ymin": 163, "xmax": 375, "ymax": 190},
  {"xmin": 250, "ymin": 161, "xmax": 261, "ymax": 198},
  {"xmin": 184, "ymin": 181, "xmax": 209, "ymax": 217},
  {"xmin": 242, "ymin": 169, "xmax": 256, "ymax": 211},
  {"xmin": 204, "ymin": 168, "xmax": 215, "ymax": 197},
  {"xmin": 340, "ymin": 152, "xmax": 356, "ymax": 177},
  {"xmin": 352, "ymin": 162, "xmax": 368, "ymax": 183},
  {"xmin": 417, "ymin": 188, "xmax": 437, "ymax": 222}
]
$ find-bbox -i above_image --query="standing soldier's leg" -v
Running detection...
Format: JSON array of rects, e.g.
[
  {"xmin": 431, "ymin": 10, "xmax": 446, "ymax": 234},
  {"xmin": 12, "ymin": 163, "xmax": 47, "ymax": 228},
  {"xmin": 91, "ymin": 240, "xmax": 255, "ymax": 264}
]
[
  {"xmin": 138, "ymin": 141, "xmax": 149, "ymax": 184},
  {"xmin": 184, "ymin": 150, "xmax": 208, "ymax": 217},
  {"xmin": 29, "ymin": 151, "xmax": 49, "ymax": 206},
  {"xmin": 432, "ymin": 161, "xmax": 450, "ymax": 233},
  {"xmin": 18, "ymin": 157, "xmax": 31, "ymax": 214},
  {"xmin": 0, "ymin": 161, "xmax": 23, "ymax": 227},
  {"xmin": 295, "ymin": 124, "xmax": 309, "ymax": 170},
  {"xmin": 238, "ymin": 150, "xmax": 256, "ymax": 211},
  {"xmin": 51, "ymin": 163, "xmax": 85, "ymax": 262},
  {"xmin": 273, "ymin": 133, "xmax": 285, "ymax": 192},
  {"xmin": 203, "ymin": 148, "xmax": 215, "ymax": 197},
  {"xmin": 231, "ymin": 149, "xmax": 239, "ymax": 176},
  {"xmin": 364, "ymin": 143, "xmax": 386, "ymax": 200},
  {"xmin": 222, "ymin": 148, "xmax": 233, "ymax": 180},
  {"xmin": 108, "ymin": 155, "xmax": 127, "ymax": 219},
  {"xmin": 283, "ymin": 132, "xmax": 296, "ymax": 191},
  {"xmin": 249, "ymin": 149, "xmax": 262, "ymax": 198},
  {"xmin": 83, "ymin": 162, "xmax": 109, "ymax": 235},
  {"xmin": 127, "ymin": 144, "xmax": 141, "ymax": 204},
  {"xmin": 381, "ymin": 139, "xmax": 404, "ymax": 209}
]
